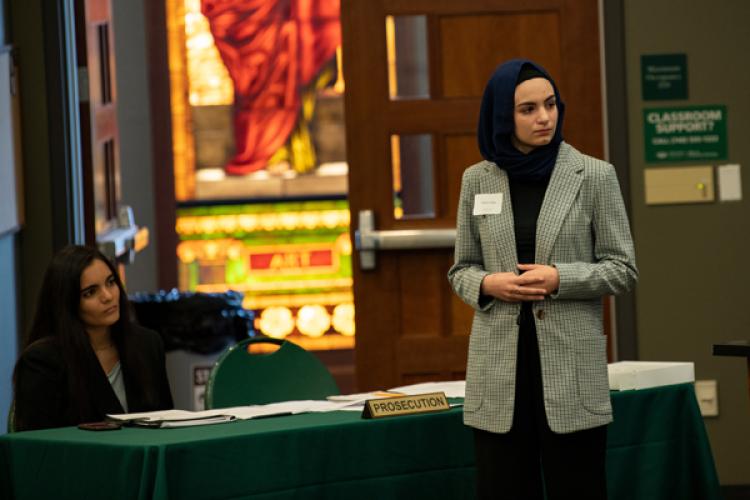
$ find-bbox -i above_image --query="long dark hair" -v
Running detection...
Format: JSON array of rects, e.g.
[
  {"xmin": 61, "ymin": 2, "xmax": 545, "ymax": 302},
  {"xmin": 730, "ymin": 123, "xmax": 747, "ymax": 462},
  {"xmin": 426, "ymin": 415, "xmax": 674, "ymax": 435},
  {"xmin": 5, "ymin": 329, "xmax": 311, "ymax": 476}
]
[{"xmin": 15, "ymin": 245, "xmax": 156, "ymax": 424}]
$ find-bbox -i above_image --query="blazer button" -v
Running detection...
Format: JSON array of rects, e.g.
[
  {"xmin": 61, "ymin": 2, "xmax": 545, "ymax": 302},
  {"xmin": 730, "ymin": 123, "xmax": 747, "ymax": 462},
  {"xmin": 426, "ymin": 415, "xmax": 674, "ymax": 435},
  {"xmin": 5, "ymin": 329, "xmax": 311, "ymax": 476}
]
[{"xmin": 536, "ymin": 309, "xmax": 545, "ymax": 320}]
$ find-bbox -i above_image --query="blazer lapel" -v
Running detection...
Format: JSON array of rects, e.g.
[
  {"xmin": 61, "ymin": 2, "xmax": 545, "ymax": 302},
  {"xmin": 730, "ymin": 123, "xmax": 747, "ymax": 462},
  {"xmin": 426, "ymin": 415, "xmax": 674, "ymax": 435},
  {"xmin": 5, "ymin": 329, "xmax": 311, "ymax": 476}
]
[
  {"xmin": 535, "ymin": 143, "xmax": 584, "ymax": 264},
  {"xmin": 480, "ymin": 162, "xmax": 518, "ymax": 271},
  {"xmin": 84, "ymin": 347, "xmax": 126, "ymax": 415}
]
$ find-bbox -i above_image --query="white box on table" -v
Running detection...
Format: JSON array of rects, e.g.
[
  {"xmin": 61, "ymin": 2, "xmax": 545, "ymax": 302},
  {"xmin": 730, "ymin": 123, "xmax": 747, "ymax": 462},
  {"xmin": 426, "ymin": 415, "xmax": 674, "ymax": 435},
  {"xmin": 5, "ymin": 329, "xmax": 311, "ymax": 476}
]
[{"xmin": 607, "ymin": 361, "xmax": 695, "ymax": 390}]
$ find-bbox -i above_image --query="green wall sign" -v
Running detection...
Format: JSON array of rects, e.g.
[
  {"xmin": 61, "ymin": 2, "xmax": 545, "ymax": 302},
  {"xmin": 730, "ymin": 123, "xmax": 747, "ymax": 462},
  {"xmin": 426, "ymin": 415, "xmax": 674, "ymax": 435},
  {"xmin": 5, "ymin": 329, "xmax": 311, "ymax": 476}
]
[
  {"xmin": 643, "ymin": 105, "xmax": 727, "ymax": 163},
  {"xmin": 641, "ymin": 54, "xmax": 687, "ymax": 100}
]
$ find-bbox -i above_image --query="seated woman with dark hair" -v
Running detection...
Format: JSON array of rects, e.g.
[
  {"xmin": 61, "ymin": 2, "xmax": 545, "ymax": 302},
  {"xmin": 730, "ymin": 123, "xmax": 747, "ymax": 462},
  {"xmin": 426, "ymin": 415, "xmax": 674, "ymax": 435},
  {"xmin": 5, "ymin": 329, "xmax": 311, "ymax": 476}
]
[{"xmin": 12, "ymin": 245, "xmax": 173, "ymax": 431}]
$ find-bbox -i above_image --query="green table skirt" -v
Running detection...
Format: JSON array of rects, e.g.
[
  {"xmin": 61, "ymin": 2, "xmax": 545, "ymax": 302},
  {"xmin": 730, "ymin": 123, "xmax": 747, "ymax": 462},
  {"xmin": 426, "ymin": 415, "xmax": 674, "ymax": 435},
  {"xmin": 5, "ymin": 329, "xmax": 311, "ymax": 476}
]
[
  {"xmin": 0, "ymin": 383, "xmax": 721, "ymax": 500},
  {"xmin": 606, "ymin": 383, "xmax": 721, "ymax": 500}
]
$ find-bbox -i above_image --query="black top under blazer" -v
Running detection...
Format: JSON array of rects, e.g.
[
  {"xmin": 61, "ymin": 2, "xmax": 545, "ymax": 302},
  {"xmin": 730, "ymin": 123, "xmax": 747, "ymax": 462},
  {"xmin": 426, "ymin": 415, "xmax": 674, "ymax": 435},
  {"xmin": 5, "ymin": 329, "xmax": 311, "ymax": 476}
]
[{"xmin": 13, "ymin": 325, "xmax": 173, "ymax": 431}]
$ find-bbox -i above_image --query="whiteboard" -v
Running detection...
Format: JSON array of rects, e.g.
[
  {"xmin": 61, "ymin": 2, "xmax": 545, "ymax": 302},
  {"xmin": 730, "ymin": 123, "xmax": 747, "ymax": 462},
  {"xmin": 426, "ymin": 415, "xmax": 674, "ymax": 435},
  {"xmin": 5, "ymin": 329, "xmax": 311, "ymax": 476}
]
[{"xmin": 0, "ymin": 48, "xmax": 23, "ymax": 236}]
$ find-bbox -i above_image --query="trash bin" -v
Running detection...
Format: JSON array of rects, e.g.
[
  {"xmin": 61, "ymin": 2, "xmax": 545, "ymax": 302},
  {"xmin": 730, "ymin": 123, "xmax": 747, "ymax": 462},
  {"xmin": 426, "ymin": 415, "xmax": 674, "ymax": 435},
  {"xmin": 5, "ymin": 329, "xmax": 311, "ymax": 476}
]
[{"xmin": 130, "ymin": 289, "xmax": 254, "ymax": 410}]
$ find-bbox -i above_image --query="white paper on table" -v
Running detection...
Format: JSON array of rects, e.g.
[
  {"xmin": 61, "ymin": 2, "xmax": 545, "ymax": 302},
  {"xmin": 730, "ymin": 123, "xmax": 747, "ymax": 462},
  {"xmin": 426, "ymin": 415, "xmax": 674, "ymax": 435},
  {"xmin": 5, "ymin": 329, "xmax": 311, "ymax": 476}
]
[
  {"xmin": 217, "ymin": 399, "xmax": 365, "ymax": 419},
  {"xmin": 339, "ymin": 405, "xmax": 366, "ymax": 412},
  {"xmin": 157, "ymin": 415, "xmax": 236, "ymax": 428},
  {"xmin": 303, "ymin": 399, "xmax": 369, "ymax": 412},
  {"xmin": 327, "ymin": 391, "xmax": 403, "ymax": 402},
  {"xmin": 107, "ymin": 408, "xmax": 231, "ymax": 422},
  {"xmin": 108, "ymin": 399, "xmax": 374, "ymax": 424},
  {"xmin": 388, "ymin": 380, "xmax": 466, "ymax": 398}
]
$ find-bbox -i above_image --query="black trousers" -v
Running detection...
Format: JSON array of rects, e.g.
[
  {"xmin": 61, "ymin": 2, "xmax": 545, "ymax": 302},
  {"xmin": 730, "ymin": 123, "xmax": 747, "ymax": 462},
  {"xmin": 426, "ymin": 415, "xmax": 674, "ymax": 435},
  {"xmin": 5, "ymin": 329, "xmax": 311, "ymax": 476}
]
[{"xmin": 473, "ymin": 305, "xmax": 608, "ymax": 500}]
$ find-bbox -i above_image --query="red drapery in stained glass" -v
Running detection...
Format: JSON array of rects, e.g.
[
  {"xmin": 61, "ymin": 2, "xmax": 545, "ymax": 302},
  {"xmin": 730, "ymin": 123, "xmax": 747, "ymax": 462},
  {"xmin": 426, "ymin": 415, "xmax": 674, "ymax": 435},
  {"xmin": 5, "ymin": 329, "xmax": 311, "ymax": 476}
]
[{"xmin": 201, "ymin": 0, "xmax": 341, "ymax": 175}]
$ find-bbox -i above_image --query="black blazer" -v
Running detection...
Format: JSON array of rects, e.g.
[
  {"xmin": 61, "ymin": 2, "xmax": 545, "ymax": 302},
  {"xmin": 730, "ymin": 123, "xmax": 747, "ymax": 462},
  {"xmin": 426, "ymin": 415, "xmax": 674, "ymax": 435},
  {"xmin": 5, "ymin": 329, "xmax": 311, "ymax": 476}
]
[{"xmin": 13, "ymin": 325, "xmax": 174, "ymax": 431}]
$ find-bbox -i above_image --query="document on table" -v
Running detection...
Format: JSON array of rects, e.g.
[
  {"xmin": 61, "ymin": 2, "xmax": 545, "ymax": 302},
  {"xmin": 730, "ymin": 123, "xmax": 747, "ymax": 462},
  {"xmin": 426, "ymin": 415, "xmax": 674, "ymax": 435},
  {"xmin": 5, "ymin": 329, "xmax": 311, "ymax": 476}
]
[
  {"xmin": 388, "ymin": 380, "xmax": 466, "ymax": 398},
  {"xmin": 327, "ymin": 391, "xmax": 404, "ymax": 402},
  {"xmin": 107, "ymin": 400, "xmax": 366, "ymax": 427},
  {"xmin": 224, "ymin": 399, "xmax": 363, "ymax": 418},
  {"xmin": 151, "ymin": 415, "xmax": 235, "ymax": 428},
  {"xmin": 329, "ymin": 382, "xmax": 466, "ymax": 403},
  {"xmin": 107, "ymin": 409, "xmax": 237, "ymax": 428},
  {"xmin": 329, "ymin": 381, "xmax": 467, "ymax": 413}
]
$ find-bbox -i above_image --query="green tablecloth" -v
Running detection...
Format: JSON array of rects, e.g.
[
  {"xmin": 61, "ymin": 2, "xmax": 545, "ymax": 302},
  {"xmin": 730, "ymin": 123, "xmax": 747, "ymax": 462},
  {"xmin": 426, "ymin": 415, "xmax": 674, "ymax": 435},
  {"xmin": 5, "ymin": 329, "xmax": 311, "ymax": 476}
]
[{"xmin": 0, "ymin": 383, "xmax": 721, "ymax": 500}]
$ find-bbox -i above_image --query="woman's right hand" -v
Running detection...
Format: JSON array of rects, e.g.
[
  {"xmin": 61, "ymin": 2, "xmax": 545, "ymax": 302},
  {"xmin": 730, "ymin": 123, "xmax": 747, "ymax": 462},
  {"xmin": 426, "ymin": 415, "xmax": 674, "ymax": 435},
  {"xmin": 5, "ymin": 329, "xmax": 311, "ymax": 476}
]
[{"xmin": 480, "ymin": 272, "xmax": 547, "ymax": 302}]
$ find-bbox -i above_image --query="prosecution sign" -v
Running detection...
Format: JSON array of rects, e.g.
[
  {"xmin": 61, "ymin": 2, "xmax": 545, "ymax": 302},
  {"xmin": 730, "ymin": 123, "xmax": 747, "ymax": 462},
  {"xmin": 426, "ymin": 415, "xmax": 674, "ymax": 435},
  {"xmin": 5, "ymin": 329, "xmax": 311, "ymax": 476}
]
[{"xmin": 643, "ymin": 105, "xmax": 727, "ymax": 163}]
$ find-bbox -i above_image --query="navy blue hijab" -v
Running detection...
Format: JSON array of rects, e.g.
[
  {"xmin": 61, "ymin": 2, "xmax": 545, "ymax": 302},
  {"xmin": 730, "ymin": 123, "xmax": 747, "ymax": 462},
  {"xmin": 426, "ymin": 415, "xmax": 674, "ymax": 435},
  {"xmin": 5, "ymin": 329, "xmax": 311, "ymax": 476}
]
[{"xmin": 477, "ymin": 59, "xmax": 565, "ymax": 181}]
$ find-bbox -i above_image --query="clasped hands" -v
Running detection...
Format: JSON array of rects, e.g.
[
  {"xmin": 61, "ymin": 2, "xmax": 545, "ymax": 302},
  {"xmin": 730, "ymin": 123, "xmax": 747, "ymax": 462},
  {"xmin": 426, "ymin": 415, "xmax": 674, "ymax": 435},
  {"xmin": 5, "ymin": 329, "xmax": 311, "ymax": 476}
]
[{"xmin": 480, "ymin": 264, "xmax": 559, "ymax": 302}]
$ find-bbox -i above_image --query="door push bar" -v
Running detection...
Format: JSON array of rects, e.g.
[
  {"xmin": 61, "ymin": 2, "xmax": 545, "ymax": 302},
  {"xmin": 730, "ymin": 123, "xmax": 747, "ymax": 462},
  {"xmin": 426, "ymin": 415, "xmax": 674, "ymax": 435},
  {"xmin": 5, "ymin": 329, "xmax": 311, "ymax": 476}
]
[{"xmin": 354, "ymin": 210, "xmax": 456, "ymax": 270}]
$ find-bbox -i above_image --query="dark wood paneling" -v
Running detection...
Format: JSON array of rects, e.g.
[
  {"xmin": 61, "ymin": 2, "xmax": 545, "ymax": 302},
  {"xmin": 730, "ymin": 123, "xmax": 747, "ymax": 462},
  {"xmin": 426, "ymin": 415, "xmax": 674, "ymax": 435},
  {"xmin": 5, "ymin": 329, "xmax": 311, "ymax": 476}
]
[
  {"xmin": 386, "ymin": 99, "xmax": 480, "ymax": 133},
  {"xmin": 558, "ymin": 0, "xmax": 603, "ymax": 159},
  {"xmin": 313, "ymin": 348, "xmax": 356, "ymax": 395},
  {"xmin": 440, "ymin": 12, "xmax": 562, "ymax": 98},
  {"xmin": 398, "ymin": 251, "xmax": 446, "ymax": 337},
  {"xmin": 444, "ymin": 134, "xmax": 481, "ymax": 224},
  {"xmin": 397, "ymin": 336, "xmax": 469, "ymax": 373},
  {"xmin": 450, "ymin": 293, "xmax": 474, "ymax": 338}
]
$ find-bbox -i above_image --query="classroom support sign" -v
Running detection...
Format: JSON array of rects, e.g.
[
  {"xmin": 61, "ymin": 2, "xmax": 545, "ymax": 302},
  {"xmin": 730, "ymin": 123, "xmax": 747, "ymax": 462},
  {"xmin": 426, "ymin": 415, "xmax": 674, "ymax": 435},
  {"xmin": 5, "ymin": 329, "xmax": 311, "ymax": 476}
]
[{"xmin": 643, "ymin": 105, "xmax": 727, "ymax": 163}]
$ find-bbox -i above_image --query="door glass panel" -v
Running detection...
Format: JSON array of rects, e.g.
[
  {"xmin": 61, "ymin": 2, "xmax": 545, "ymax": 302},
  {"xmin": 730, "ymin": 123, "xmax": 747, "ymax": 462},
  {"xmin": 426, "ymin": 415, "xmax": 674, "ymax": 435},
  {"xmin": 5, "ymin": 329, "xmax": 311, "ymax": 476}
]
[
  {"xmin": 386, "ymin": 15, "xmax": 430, "ymax": 100},
  {"xmin": 391, "ymin": 134, "xmax": 434, "ymax": 219},
  {"xmin": 104, "ymin": 139, "xmax": 117, "ymax": 220},
  {"xmin": 98, "ymin": 23, "xmax": 112, "ymax": 104},
  {"xmin": 94, "ymin": 139, "xmax": 118, "ymax": 233}
]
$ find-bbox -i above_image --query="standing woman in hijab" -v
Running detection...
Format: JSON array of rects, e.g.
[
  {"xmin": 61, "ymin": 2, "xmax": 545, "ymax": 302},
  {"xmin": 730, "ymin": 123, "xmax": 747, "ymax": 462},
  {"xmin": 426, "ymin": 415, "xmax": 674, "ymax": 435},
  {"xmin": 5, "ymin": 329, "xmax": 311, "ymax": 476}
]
[
  {"xmin": 448, "ymin": 59, "xmax": 637, "ymax": 499},
  {"xmin": 12, "ymin": 245, "xmax": 173, "ymax": 431}
]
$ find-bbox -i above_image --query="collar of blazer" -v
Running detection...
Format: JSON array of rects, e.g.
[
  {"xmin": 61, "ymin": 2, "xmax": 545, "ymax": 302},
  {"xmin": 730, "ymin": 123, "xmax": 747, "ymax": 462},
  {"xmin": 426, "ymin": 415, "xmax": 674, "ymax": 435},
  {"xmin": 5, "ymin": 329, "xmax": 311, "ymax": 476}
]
[{"xmin": 479, "ymin": 142, "xmax": 584, "ymax": 267}]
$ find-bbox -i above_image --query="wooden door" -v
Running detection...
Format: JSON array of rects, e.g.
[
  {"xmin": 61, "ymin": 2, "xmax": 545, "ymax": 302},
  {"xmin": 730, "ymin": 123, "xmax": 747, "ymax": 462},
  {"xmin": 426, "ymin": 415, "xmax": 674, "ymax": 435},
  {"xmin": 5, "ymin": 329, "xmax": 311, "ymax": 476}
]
[
  {"xmin": 342, "ymin": 0, "xmax": 604, "ymax": 390},
  {"xmin": 76, "ymin": 0, "xmax": 121, "ymax": 244}
]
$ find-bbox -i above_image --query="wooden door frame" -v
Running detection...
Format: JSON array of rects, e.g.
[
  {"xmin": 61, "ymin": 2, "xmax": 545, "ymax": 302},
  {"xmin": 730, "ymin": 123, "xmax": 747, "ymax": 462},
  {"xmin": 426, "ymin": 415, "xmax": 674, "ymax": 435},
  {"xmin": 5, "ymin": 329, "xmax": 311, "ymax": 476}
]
[
  {"xmin": 341, "ymin": 0, "xmax": 395, "ymax": 390},
  {"xmin": 42, "ymin": 0, "xmax": 88, "ymax": 249},
  {"xmin": 143, "ymin": 0, "xmax": 179, "ymax": 290},
  {"xmin": 343, "ymin": 0, "xmax": 608, "ymax": 390}
]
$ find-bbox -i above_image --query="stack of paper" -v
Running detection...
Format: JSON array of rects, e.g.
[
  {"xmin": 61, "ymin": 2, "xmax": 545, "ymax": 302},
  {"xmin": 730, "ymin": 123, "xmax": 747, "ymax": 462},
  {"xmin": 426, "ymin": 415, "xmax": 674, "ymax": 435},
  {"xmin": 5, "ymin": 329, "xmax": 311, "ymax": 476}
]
[
  {"xmin": 388, "ymin": 380, "xmax": 466, "ymax": 398},
  {"xmin": 107, "ymin": 409, "xmax": 237, "ymax": 428},
  {"xmin": 608, "ymin": 361, "xmax": 695, "ymax": 390},
  {"xmin": 107, "ymin": 381, "xmax": 471, "ymax": 426},
  {"xmin": 107, "ymin": 399, "xmax": 366, "ymax": 427},
  {"xmin": 327, "ymin": 391, "xmax": 403, "ymax": 402}
]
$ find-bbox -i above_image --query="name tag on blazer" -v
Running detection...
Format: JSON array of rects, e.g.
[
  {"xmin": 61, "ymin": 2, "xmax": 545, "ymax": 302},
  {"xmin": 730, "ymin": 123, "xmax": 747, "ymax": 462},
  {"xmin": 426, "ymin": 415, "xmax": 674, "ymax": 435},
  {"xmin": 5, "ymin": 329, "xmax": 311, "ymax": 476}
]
[{"xmin": 473, "ymin": 193, "xmax": 503, "ymax": 215}]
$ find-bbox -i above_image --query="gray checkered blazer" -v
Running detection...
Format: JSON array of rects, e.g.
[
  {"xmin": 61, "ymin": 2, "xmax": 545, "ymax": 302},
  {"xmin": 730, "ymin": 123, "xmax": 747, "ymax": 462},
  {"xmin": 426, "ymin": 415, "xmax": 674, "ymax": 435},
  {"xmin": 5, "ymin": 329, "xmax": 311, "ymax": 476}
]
[{"xmin": 448, "ymin": 142, "xmax": 637, "ymax": 434}]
